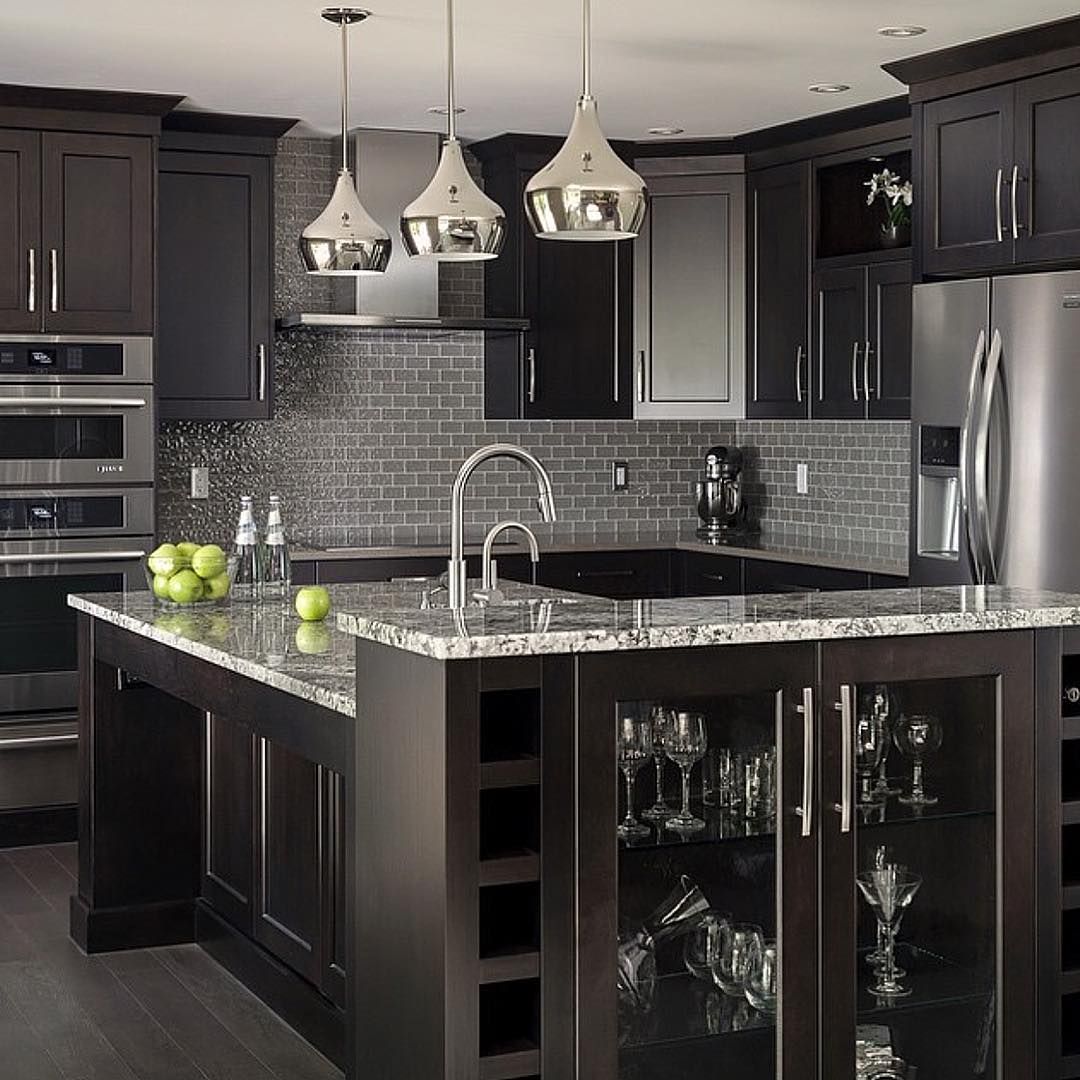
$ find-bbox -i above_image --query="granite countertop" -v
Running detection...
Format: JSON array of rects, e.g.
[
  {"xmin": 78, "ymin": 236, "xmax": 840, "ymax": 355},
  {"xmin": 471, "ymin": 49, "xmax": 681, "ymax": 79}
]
[
  {"xmin": 293, "ymin": 523, "xmax": 908, "ymax": 577},
  {"xmin": 337, "ymin": 585, "xmax": 1080, "ymax": 661}
]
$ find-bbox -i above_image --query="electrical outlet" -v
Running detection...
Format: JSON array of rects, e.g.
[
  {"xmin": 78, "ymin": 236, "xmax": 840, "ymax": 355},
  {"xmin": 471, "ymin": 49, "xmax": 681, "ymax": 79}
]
[
  {"xmin": 190, "ymin": 466, "xmax": 209, "ymax": 500},
  {"xmin": 796, "ymin": 462, "xmax": 809, "ymax": 495},
  {"xmin": 611, "ymin": 460, "xmax": 629, "ymax": 491}
]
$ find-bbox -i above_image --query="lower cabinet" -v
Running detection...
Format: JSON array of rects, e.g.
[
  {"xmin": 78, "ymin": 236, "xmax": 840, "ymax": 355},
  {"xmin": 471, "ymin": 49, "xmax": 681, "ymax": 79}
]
[
  {"xmin": 674, "ymin": 551, "xmax": 744, "ymax": 596},
  {"xmin": 573, "ymin": 630, "xmax": 1035, "ymax": 1078},
  {"xmin": 202, "ymin": 712, "xmax": 345, "ymax": 1004},
  {"xmin": 743, "ymin": 558, "xmax": 868, "ymax": 594},
  {"xmin": 536, "ymin": 550, "xmax": 673, "ymax": 598}
]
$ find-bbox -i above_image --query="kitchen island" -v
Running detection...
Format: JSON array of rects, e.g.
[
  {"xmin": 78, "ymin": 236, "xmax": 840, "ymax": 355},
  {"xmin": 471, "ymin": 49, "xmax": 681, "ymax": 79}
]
[{"xmin": 68, "ymin": 583, "xmax": 1080, "ymax": 1080}]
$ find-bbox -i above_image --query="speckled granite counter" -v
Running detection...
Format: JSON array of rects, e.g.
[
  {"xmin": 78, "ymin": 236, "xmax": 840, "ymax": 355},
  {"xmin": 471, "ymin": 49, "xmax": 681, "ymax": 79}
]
[
  {"xmin": 337, "ymin": 585, "xmax": 1080, "ymax": 661},
  {"xmin": 294, "ymin": 523, "xmax": 908, "ymax": 577}
]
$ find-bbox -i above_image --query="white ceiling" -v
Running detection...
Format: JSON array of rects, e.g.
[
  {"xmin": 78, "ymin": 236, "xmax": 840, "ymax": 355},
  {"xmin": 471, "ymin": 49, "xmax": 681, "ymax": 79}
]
[{"xmin": 4, "ymin": 1, "xmax": 1079, "ymax": 140}]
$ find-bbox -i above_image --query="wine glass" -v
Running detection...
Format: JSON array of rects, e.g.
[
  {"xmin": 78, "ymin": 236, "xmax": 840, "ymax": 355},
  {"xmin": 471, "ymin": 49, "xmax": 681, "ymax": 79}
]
[
  {"xmin": 642, "ymin": 705, "xmax": 675, "ymax": 822},
  {"xmin": 863, "ymin": 684, "xmax": 902, "ymax": 799},
  {"xmin": 664, "ymin": 711, "xmax": 708, "ymax": 833},
  {"xmin": 854, "ymin": 711, "xmax": 887, "ymax": 805},
  {"xmin": 894, "ymin": 714, "xmax": 944, "ymax": 806},
  {"xmin": 856, "ymin": 867, "xmax": 922, "ymax": 1000},
  {"xmin": 616, "ymin": 714, "xmax": 653, "ymax": 840}
]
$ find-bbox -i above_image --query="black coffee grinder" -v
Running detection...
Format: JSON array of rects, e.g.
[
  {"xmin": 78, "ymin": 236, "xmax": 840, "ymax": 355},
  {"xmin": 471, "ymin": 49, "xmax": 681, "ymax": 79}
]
[{"xmin": 695, "ymin": 446, "xmax": 749, "ymax": 538}]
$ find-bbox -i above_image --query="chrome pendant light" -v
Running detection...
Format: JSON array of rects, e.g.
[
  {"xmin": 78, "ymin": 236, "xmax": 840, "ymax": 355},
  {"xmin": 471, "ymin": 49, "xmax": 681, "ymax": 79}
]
[
  {"xmin": 401, "ymin": 0, "xmax": 505, "ymax": 260},
  {"xmin": 300, "ymin": 8, "xmax": 391, "ymax": 275},
  {"xmin": 524, "ymin": 0, "xmax": 647, "ymax": 240}
]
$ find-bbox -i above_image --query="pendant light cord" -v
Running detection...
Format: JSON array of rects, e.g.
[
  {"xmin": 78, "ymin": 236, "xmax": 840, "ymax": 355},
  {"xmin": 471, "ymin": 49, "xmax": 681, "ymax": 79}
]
[
  {"xmin": 581, "ymin": 0, "xmax": 592, "ymax": 99},
  {"xmin": 339, "ymin": 16, "xmax": 350, "ymax": 173},
  {"xmin": 446, "ymin": 0, "xmax": 458, "ymax": 141}
]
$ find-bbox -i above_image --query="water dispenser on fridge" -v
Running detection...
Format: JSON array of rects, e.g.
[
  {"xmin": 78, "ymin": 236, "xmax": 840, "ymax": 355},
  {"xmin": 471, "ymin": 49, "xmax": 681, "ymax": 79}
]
[{"xmin": 916, "ymin": 426, "xmax": 960, "ymax": 561}]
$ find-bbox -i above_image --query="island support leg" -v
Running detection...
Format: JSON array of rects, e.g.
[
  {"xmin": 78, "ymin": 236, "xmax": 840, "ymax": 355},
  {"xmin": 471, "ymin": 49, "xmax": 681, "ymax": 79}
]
[{"xmin": 70, "ymin": 614, "xmax": 202, "ymax": 953}]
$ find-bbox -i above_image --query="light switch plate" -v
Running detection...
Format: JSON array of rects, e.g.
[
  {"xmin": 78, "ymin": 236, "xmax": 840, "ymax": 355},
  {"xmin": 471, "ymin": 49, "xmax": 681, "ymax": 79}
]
[
  {"xmin": 611, "ymin": 460, "xmax": 629, "ymax": 491},
  {"xmin": 190, "ymin": 466, "xmax": 209, "ymax": 500},
  {"xmin": 796, "ymin": 462, "xmax": 809, "ymax": 495}
]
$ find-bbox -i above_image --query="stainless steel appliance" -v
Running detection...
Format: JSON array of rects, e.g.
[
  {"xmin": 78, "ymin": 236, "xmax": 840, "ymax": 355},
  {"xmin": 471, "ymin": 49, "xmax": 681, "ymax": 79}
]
[
  {"xmin": 0, "ymin": 335, "xmax": 154, "ymax": 486},
  {"xmin": 909, "ymin": 271, "xmax": 1080, "ymax": 589},
  {"xmin": 695, "ymin": 445, "xmax": 748, "ymax": 538}
]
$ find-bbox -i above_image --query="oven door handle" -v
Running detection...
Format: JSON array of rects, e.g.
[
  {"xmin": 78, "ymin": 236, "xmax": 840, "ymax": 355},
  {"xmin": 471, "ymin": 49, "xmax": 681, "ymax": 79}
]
[
  {"xmin": 0, "ymin": 397, "xmax": 148, "ymax": 409},
  {"xmin": 0, "ymin": 732, "xmax": 78, "ymax": 749},
  {"xmin": 0, "ymin": 549, "xmax": 147, "ymax": 565}
]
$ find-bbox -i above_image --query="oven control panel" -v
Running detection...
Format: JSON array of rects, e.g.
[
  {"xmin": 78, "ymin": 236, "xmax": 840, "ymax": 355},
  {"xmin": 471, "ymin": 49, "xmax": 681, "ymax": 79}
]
[{"xmin": 0, "ymin": 343, "xmax": 125, "ymax": 377}]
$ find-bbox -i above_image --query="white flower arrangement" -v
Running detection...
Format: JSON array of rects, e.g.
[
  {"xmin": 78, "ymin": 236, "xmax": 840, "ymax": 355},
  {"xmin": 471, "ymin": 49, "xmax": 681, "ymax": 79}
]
[{"xmin": 865, "ymin": 168, "xmax": 913, "ymax": 230}]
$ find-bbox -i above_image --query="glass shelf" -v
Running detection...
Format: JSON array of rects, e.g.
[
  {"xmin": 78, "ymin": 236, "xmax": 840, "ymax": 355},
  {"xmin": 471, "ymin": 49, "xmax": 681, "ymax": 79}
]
[
  {"xmin": 618, "ymin": 800, "xmax": 776, "ymax": 852},
  {"xmin": 856, "ymin": 944, "xmax": 993, "ymax": 1021},
  {"xmin": 853, "ymin": 790, "xmax": 995, "ymax": 830}
]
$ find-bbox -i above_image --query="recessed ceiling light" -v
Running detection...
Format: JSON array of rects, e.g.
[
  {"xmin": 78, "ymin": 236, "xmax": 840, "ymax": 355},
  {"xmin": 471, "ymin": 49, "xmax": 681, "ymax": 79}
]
[
  {"xmin": 808, "ymin": 83, "xmax": 851, "ymax": 94},
  {"xmin": 878, "ymin": 25, "xmax": 927, "ymax": 37},
  {"xmin": 427, "ymin": 105, "xmax": 466, "ymax": 116},
  {"xmin": 646, "ymin": 126, "xmax": 685, "ymax": 136}
]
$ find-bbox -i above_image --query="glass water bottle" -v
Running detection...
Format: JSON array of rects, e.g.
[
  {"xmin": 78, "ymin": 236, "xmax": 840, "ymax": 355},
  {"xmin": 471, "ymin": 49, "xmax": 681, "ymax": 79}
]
[
  {"xmin": 262, "ymin": 495, "xmax": 291, "ymax": 599},
  {"xmin": 232, "ymin": 495, "xmax": 261, "ymax": 601}
]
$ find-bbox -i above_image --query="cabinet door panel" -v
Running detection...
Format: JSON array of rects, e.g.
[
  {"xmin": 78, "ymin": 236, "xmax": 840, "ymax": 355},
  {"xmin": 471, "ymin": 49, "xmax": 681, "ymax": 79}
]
[
  {"xmin": 0, "ymin": 130, "xmax": 41, "ymax": 332},
  {"xmin": 1014, "ymin": 69, "xmax": 1080, "ymax": 265},
  {"xmin": 921, "ymin": 88, "xmax": 1014, "ymax": 275},
  {"xmin": 744, "ymin": 559, "xmax": 868, "ymax": 595},
  {"xmin": 158, "ymin": 152, "xmax": 272, "ymax": 419},
  {"xmin": 819, "ymin": 632, "xmax": 1035, "ymax": 1080},
  {"xmin": 40, "ymin": 132, "xmax": 153, "ymax": 334},
  {"xmin": 813, "ymin": 266, "xmax": 867, "ymax": 419},
  {"xmin": 748, "ymin": 163, "xmax": 811, "ymax": 418},
  {"xmin": 537, "ymin": 550, "xmax": 672, "ymax": 598},
  {"xmin": 202, "ymin": 712, "xmax": 254, "ymax": 931},
  {"xmin": 868, "ymin": 261, "xmax": 912, "ymax": 420},
  {"xmin": 254, "ymin": 738, "xmax": 322, "ymax": 985},
  {"xmin": 674, "ymin": 551, "xmax": 743, "ymax": 596}
]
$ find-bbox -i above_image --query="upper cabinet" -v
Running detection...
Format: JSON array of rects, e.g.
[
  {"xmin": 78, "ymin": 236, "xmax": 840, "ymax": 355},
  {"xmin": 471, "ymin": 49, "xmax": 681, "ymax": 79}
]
[
  {"xmin": 157, "ymin": 116, "xmax": 291, "ymax": 421},
  {"xmin": 0, "ymin": 130, "xmax": 153, "ymax": 334},
  {"xmin": 474, "ymin": 136, "xmax": 632, "ymax": 419},
  {"xmin": 633, "ymin": 158, "xmax": 746, "ymax": 419}
]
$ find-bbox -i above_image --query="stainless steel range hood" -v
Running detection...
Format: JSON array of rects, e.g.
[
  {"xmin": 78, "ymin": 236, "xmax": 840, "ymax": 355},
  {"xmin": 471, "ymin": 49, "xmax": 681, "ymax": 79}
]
[{"xmin": 278, "ymin": 128, "xmax": 527, "ymax": 334}]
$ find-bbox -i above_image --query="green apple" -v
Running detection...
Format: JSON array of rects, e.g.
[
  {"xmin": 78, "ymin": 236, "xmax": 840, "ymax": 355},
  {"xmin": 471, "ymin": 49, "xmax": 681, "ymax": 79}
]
[
  {"xmin": 295, "ymin": 622, "xmax": 331, "ymax": 655},
  {"xmin": 148, "ymin": 542, "xmax": 182, "ymax": 577},
  {"xmin": 176, "ymin": 541, "xmax": 200, "ymax": 558},
  {"xmin": 295, "ymin": 586, "xmax": 331, "ymax": 622},
  {"xmin": 152, "ymin": 573, "xmax": 172, "ymax": 600},
  {"xmin": 204, "ymin": 571, "xmax": 231, "ymax": 601},
  {"xmin": 167, "ymin": 569, "xmax": 205, "ymax": 605},
  {"xmin": 191, "ymin": 543, "xmax": 227, "ymax": 580}
]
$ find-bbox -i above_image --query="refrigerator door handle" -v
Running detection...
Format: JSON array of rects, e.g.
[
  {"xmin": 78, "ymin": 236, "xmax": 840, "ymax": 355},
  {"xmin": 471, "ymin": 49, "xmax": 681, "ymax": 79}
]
[
  {"xmin": 974, "ymin": 328, "xmax": 1004, "ymax": 583},
  {"xmin": 959, "ymin": 330, "xmax": 987, "ymax": 582}
]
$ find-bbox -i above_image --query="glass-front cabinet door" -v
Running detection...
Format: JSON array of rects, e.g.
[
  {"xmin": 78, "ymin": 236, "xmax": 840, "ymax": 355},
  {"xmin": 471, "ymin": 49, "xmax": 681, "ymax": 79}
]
[
  {"xmin": 820, "ymin": 631, "xmax": 1036, "ymax": 1080},
  {"xmin": 574, "ymin": 643, "xmax": 819, "ymax": 1080}
]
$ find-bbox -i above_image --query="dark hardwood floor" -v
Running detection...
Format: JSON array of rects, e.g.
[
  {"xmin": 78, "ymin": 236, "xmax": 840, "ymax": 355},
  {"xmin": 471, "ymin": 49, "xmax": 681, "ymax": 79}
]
[{"xmin": 0, "ymin": 844, "xmax": 342, "ymax": 1080}]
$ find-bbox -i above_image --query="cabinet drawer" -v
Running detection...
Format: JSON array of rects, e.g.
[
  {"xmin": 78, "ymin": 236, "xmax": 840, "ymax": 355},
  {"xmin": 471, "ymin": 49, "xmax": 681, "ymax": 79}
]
[
  {"xmin": 674, "ymin": 551, "xmax": 743, "ymax": 596},
  {"xmin": 537, "ymin": 550, "xmax": 671, "ymax": 598},
  {"xmin": 743, "ymin": 558, "xmax": 869, "ymax": 595},
  {"xmin": 0, "ymin": 713, "xmax": 77, "ymax": 810},
  {"xmin": 316, "ymin": 556, "xmax": 447, "ymax": 585}
]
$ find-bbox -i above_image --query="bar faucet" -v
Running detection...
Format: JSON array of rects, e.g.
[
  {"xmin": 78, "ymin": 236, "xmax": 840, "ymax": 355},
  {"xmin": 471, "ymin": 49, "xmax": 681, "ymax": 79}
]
[
  {"xmin": 448, "ymin": 444, "xmax": 557, "ymax": 609},
  {"xmin": 473, "ymin": 520, "xmax": 540, "ymax": 604}
]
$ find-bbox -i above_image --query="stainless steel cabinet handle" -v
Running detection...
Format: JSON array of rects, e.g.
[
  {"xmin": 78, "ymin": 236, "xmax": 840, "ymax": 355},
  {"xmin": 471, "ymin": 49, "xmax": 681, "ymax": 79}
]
[
  {"xmin": 575, "ymin": 568, "xmax": 636, "ymax": 579},
  {"xmin": 257, "ymin": 344, "xmax": 267, "ymax": 402},
  {"xmin": 699, "ymin": 572, "xmax": 726, "ymax": 583},
  {"xmin": 995, "ymin": 168, "xmax": 1004, "ymax": 243},
  {"xmin": 863, "ymin": 339, "xmax": 873, "ymax": 402},
  {"xmin": 794, "ymin": 344, "xmax": 804, "ymax": 404},
  {"xmin": 1010, "ymin": 164, "xmax": 1022, "ymax": 239},
  {"xmin": 851, "ymin": 341, "xmax": 861, "ymax": 402},
  {"xmin": 794, "ymin": 687, "xmax": 814, "ymax": 838},
  {"xmin": 959, "ymin": 331, "xmax": 987, "ymax": 583},
  {"xmin": 527, "ymin": 348, "xmax": 537, "ymax": 404},
  {"xmin": 833, "ymin": 686, "xmax": 853, "ymax": 834},
  {"xmin": 0, "ymin": 396, "xmax": 147, "ymax": 409},
  {"xmin": 0, "ymin": 732, "xmax": 77, "ymax": 749},
  {"xmin": 0, "ymin": 549, "xmax": 146, "ymax": 565},
  {"xmin": 49, "ymin": 248, "xmax": 58, "ymax": 312},
  {"xmin": 27, "ymin": 249, "xmax": 35, "ymax": 314},
  {"xmin": 636, "ymin": 351, "xmax": 646, "ymax": 403},
  {"xmin": 974, "ymin": 328, "xmax": 1003, "ymax": 583}
]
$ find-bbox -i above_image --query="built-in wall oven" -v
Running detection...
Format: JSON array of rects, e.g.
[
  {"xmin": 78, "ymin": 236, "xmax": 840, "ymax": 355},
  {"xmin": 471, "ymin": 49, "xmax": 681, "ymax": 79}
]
[{"xmin": 0, "ymin": 334, "xmax": 154, "ymax": 841}]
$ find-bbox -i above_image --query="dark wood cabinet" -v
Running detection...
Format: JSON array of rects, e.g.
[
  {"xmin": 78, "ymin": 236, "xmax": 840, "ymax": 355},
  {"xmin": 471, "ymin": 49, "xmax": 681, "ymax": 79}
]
[
  {"xmin": 158, "ymin": 148, "xmax": 272, "ymax": 419},
  {"xmin": 867, "ymin": 260, "xmax": 912, "ymax": 419},
  {"xmin": 744, "ymin": 558, "xmax": 868, "ymax": 594},
  {"xmin": 0, "ymin": 129, "xmax": 40, "ymax": 333},
  {"xmin": 747, "ymin": 162, "xmax": 812, "ymax": 418},
  {"xmin": 920, "ymin": 87, "xmax": 1014, "ymax": 276},
  {"xmin": 321, "ymin": 769, "xmax": 347, "ymax": 1008},
  {"xmin": 536, "ymin": 549, "xmax": 673, "ymax": 598},
  {"xmin": 474, "ymin": 137, "xmax": 632, "ymax": 419},
  {"xmin": 0, "ymin": 129, "xmax": 153, "ymax": 333},
  {"xmin": 674, "ymin": 550, "xmax": 743, "ymax": 595}
]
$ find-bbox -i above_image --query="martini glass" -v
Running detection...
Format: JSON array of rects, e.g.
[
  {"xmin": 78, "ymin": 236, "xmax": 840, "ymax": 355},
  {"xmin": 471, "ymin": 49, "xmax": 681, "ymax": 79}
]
[
  {"xmin": 616, "ymin": 714, "xmax": 652, "ymax": 840},
  {"xmin": 894, "ymin": 714, "xmax": 943, "ymax": 807},
  {"xmin": 856, "ymin": 868, "xmax": 922, "ymax": 1000}
]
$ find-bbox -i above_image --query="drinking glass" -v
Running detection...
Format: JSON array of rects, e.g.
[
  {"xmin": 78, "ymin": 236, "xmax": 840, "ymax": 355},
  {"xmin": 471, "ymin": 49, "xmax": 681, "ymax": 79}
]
[
  {"xmin": 714, "ymin": 922, "xmax": 761, "ymax": 997},
  {"xmin": 642, "ymin": 705, "xmax": 675, "ymax": 822},
  {"xmin": 743, "ymin": 746, "xmax": 776, "ymax": 820},
  {"xmin": 616, "ymin": 714, "xmax": 653, "ymax": 840},
  {"xmin": 664, "ymin": 711, "xmax": 708, "ymax": 833},
  {"xmin": 855, "ymin": 711, "xmax": 887, "ymax": 805},
  {"xmin": 856, "ymin": 868, "xmax": 922, "ymax": 999},
  {"xmin": 865, "ymin": 684, "xmax": 902, "ymax": 798},
  {"xmin": 863, "ymin": 847, "xmax": 906, "ymax": 978},
  {"xmin": 744, "ymin": 935, "xmax": 778, "ymax": 1014},
  {"xmin": 894, "ymin": 714, "xmax": 944, "ymax": 806},
  {"xmin": 683, "ymin": 909, "xmax": 730, "ymax": 981}
]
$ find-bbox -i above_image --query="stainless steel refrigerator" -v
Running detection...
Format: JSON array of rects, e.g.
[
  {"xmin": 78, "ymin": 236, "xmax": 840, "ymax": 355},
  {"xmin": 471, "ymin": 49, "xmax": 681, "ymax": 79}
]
[{"xmin": 909, "ymin": 270, "xmax": 1080, "ymax": 589}]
